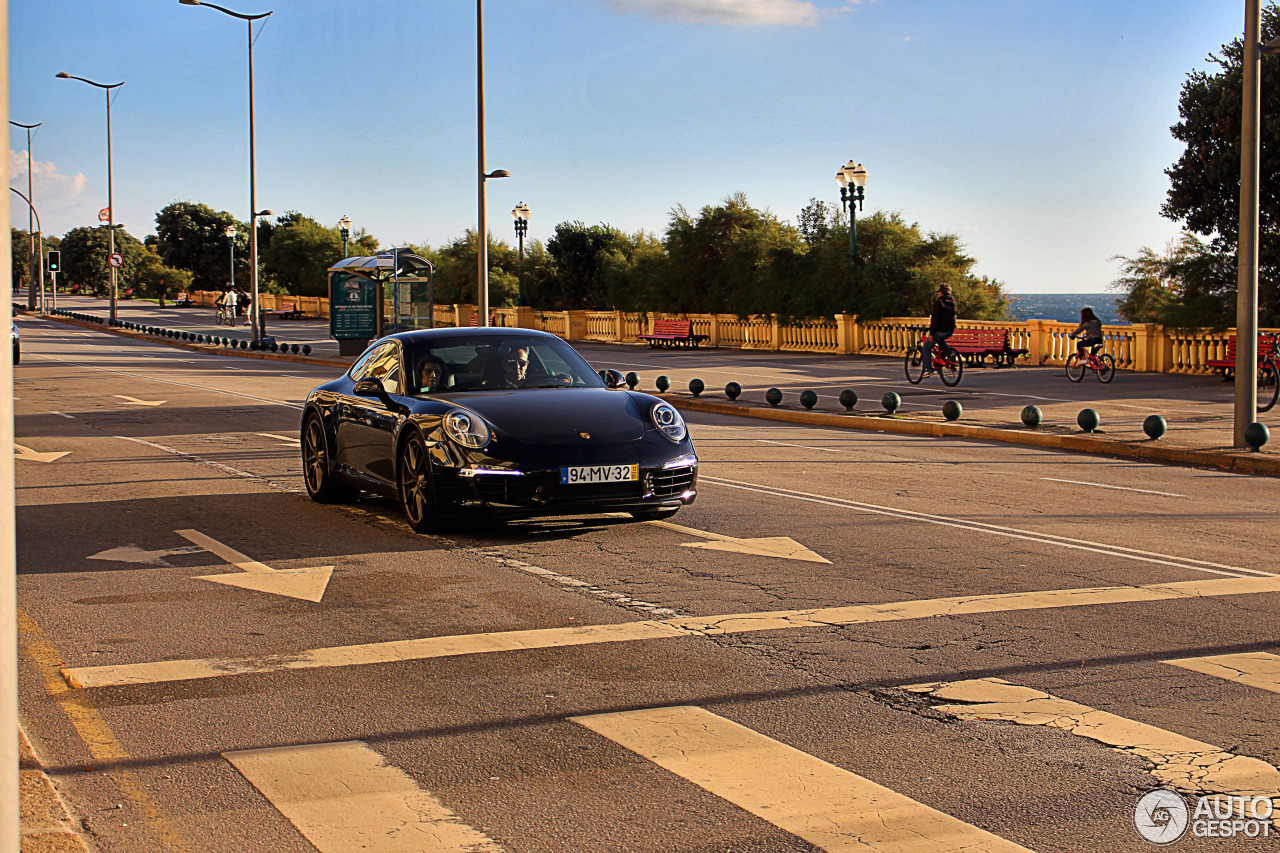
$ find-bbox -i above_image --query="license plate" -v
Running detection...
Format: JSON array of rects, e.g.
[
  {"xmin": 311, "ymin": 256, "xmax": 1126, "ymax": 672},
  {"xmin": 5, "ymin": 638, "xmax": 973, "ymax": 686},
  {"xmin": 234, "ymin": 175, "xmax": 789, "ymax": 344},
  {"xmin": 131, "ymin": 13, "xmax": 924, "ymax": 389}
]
[{"xmin": 560, "ymin": 464, "xmax": 638, "ymax": 484}]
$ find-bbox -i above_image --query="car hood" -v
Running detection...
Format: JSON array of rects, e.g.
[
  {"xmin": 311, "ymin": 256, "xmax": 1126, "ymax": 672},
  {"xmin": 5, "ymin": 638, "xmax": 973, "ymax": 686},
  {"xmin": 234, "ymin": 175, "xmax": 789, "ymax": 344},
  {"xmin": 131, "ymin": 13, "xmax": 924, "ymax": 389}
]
[{"xmin": 451, "ymin": 388, "xmax": 647, "ymax": 443}]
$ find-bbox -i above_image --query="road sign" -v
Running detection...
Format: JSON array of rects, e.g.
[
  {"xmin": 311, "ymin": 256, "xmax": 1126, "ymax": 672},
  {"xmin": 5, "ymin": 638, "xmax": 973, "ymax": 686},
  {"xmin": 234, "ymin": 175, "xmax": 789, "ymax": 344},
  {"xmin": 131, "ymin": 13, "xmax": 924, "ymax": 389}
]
[
  {"xmin": 107, "ymin": 253, "xmax": 123, "ymax": 268},
  {"xmin": 98, "ymin": 207, "xmax": 110, "ymax": 223}
]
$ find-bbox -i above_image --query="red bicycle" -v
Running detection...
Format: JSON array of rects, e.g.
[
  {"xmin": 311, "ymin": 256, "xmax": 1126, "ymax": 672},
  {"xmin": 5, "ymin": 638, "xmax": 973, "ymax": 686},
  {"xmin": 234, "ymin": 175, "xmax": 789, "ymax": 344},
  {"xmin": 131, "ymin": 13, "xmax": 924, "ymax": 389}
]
[
  {"xmin": 1065, "ymin": 344, "xmax": 1115, "ymax": 384},
  {"xmin": 905, "ymin": 332, "xmax": 964, "ymax": 386}
]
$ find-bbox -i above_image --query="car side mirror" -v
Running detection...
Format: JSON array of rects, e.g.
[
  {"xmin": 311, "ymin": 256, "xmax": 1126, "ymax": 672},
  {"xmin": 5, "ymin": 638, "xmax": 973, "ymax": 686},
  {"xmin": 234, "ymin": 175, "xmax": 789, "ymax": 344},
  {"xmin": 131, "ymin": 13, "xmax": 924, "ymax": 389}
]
[
  {"xmin": 599, "ymin": 369, "xmax": 626, "ymax": 389},
  {"xmin": 353, "ymin": 377, "xmax": 385, "ymax": 399}
]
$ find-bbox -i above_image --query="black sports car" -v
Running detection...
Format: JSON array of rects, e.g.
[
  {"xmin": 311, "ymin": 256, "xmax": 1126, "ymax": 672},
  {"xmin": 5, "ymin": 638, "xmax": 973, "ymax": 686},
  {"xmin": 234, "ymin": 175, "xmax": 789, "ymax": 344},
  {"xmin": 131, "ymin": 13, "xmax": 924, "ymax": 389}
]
[{"xmin": 300, "ymin": 328, "xmax": 698, "ymax": 530}]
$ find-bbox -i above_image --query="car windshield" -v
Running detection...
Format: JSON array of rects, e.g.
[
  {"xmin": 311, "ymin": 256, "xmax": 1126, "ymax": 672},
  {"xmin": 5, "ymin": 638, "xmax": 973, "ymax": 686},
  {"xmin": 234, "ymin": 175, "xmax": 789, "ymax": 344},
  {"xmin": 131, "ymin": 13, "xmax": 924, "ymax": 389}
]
[{"xmin": 405, "ymin": 335, "xmax": 606, "ymax": 395}]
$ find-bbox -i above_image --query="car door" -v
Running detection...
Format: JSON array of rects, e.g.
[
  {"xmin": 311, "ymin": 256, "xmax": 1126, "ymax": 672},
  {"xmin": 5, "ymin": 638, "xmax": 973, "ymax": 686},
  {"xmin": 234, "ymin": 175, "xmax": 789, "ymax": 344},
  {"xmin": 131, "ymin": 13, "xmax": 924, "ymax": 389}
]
[{"xmin": 336, "ymin": 341, "xmax": 405, "ymax": 487}]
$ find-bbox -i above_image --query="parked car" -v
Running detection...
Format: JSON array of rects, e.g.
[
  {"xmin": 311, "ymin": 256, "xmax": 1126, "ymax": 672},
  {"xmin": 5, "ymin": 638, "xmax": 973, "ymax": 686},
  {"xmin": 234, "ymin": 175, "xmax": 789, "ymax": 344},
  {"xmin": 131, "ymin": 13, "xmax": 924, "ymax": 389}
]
[{"xmin": 300, "ymin": 328, "xmax": 698, "ymax": 531}]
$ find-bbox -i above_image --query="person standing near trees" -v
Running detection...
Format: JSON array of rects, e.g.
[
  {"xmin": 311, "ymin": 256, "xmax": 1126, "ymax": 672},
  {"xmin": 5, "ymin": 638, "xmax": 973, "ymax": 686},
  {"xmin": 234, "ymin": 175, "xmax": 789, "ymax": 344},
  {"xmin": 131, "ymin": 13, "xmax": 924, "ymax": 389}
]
[{"xmin": 921, "ymin": 283, "xmax": 957, "ymax": 377}]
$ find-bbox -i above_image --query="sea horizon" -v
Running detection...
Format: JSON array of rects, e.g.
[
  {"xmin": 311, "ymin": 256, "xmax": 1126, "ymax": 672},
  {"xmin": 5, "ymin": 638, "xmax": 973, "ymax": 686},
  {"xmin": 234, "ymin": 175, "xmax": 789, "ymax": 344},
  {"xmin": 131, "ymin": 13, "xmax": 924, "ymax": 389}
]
[{"xmin": 1004, "ymin": 292, "xmax": 1123, "ymax": 325}]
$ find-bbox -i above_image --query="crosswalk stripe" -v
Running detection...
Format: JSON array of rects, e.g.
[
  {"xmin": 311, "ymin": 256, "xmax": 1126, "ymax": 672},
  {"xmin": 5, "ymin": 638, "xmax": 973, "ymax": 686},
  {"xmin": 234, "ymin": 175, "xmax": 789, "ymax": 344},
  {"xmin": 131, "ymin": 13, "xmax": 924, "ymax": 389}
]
[
  {"xmin": 224, "ymin": 741, "xmax": 505, "ymax": 853},
  {"xmin": 574, "ymin": 706, "xmax": 1034, "ymax": 852},
  {"xmin": 906, "ymin": 678, "xmax": 1280, "ymax": 803},
  {"xmin": 61, "ymin": 574, "xmax": 1280, "ymax": 689},
  {"xmin": 1164, "ymin": 651, "xmax": 1280, "ymax": 695}
]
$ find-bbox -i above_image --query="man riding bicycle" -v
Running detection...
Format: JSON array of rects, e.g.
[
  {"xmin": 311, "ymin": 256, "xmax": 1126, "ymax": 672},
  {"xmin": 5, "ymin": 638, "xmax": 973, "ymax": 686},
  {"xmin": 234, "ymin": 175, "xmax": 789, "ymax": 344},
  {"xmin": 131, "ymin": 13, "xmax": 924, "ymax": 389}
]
[{"xmin": 921, "ymin": 283, "xmax": 956, "ymax": 377}]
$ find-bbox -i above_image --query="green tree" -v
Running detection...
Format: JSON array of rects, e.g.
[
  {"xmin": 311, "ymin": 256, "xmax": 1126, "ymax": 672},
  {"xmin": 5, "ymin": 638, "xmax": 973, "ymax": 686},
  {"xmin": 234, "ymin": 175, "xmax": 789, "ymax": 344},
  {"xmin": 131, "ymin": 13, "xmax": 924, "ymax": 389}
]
[
  {"xmin": 544, "ymin": 222, "xmax": 626, "ymax": 310},
  {"xmin": 59, "ymin": 225, "xmax": 144, "ymax": 295},
  {"xmin": 1110, "ymin": 233, "xmax": 1234, "ymax": 328},
  {"xmin": 133, "ymin": 247, "xmax": 193, "ymax": 299},
  {"xmin": 424, "ymin": 230, "xmax": 518, "ymax": 308},
  {"xmin": 153, "ymin": 201, "xmax": 246, "ymax": 292},
  {"xmin": 1162, "ymin": 3, "xmax": 1280, "ymax": 325}
]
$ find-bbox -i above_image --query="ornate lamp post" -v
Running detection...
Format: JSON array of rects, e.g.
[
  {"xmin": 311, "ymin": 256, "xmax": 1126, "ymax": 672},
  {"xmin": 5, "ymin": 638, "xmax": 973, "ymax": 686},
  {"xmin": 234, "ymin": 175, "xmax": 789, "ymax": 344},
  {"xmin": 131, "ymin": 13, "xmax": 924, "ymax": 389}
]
[
  {"xmin": 511, "ymin": 202, "xmax": 530, "ymax": 306},
  {"xmin": 835, "ymin": 160, "xmax": 868, "ymax": 259},
  {"xmin": 179, "ymin": 0, "xmax": 273, "ymax": 343},
  {"xmin": 56, "ymin": 73, "xmax": 123, "ymax": 322},
  {"xmin": 338, "ymin": 215, "xmax": 352, "ymax": 257}
]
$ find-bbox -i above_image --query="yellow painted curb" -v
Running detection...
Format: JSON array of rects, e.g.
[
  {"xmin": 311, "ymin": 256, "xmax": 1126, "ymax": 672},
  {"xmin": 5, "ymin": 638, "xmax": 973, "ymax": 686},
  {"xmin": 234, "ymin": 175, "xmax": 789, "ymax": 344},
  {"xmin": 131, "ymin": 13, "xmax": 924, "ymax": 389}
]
[{"xmin": 662, "ymin": 394, "xmax": 1280, "ymax": 477}]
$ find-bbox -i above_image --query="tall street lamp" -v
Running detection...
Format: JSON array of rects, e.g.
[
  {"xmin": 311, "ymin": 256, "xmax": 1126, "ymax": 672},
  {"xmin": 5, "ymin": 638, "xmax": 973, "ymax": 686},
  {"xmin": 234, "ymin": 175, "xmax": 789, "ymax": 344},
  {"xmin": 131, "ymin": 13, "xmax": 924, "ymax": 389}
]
[
  {"xmin": 835, "ymin": 160, "xmax": 868, "ymax": 259},
  {"xmin": 56, "ymin": 72, "xmax": 123, "ymax": 322},
  {"xmin": 10, "ymin": 120, "xmax": 41, "ymax": 310},
  {"xmin": 512, "ymin": 202, "xmax": 529, "ymax": 306},
  {"xmin": 179, "ymin": 0, "xmax": 273, "ymax": 344},
  {"xmin": 338, "ymin": 215, "xmax": 351, "ymax": 257},
  {"xmin": 226, "ymin": 224, "xmax": 237, "ymax": 290},
  {"xmin": 476, "ymin": 0, "xmax": 510, "ymax": 326}
]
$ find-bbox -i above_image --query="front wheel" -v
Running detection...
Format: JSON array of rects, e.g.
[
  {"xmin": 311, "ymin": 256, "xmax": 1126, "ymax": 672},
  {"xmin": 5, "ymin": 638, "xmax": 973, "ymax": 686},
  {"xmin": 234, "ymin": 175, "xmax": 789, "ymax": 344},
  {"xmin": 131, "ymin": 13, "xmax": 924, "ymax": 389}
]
[
  {"xmin": 1096, "ymin": 354, "xmax": 1116, "ymax": 384},
  {"xmin": 399, "ymin": 433, "xmax": 440, "ymax": 533},
  {"xmin": 1259, "ymin": 358, "xmax": 1280, "ymax": 413},
  {"xmin": 1065, "ymin": 354, "xmax": 1086, "ymax": 382},
  {"xmin": 904, "ymin": 346, "xmax": 925, "ymax": 385},
  {"xmin": 939, "ymin": 353, "xmax": 964, "ymax": 387},
  {"xmin": 301, "ymin": 413, "xmax": 353, "ymax": 503}
]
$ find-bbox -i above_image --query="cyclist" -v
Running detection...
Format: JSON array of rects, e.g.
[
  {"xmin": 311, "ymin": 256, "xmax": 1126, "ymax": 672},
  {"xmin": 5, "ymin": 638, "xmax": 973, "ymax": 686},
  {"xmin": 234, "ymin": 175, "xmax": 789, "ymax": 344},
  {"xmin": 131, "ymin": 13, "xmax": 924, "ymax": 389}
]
[
  {"xmin": 1069, "ymin": 306, "xmax": 1103, "ymax": 359},
  {"xmin": 920, "ymin": 283, "xmax": 956, "ymax": 377}
]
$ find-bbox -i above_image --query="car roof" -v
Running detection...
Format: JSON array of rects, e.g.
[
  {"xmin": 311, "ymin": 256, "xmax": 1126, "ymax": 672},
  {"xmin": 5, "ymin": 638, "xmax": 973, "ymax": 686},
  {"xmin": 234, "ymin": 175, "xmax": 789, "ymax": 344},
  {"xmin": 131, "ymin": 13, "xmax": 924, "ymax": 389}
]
[{"xmin": 387, "ymin": 327, "xmax": 560, "ymax": 345}]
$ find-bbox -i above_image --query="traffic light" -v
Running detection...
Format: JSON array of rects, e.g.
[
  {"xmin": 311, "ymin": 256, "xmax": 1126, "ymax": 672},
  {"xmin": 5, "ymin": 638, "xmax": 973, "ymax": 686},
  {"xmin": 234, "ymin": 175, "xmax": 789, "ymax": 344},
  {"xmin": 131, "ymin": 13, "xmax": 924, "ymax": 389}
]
[{"xmin": 47, "ymin": 250, "xmax": 60, "ymax": 272}]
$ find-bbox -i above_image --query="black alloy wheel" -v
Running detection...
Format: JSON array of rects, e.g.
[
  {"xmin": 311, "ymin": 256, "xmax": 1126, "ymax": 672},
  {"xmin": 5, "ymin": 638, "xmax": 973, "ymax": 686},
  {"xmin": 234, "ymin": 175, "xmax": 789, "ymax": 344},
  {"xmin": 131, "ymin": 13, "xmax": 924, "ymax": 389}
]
[
  {"xmin": 399, "ymin": 432, "xmax": 439, "ymax": 533},
  {"xmin": 301, "ymin": 413, "xmax": 351, "ymax": 503}
]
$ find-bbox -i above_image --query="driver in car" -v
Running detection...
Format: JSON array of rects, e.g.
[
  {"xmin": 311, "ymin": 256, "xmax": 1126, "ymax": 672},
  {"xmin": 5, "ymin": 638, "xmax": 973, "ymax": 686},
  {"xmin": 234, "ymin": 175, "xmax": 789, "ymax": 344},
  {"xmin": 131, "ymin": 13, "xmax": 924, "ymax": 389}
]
[{"xmin": 503, "ymin": 347, "xmax": 531, "ymax": 386}]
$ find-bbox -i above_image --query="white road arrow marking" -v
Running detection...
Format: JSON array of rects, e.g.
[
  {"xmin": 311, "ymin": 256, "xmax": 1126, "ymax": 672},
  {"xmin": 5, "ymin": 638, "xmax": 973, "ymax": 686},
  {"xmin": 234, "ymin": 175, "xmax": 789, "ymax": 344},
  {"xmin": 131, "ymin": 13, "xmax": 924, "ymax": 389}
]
[
  {"xmin": 113, "ymin": 395, "xmax": 166, "ymax": 406},
  {"xmin": 647, "ymin": 519, "xmax": 830, "ymax": 564},
  {"xmin": 14, "ymin": 444, "xmax": 70, "ymax": 463},
  {"xmin": 88, "ymin": 544, "xmax": 205, "ymax": 566},
  {"xmin": 175, "ymin": 528, "xmax": 332, "ymax": 602}
]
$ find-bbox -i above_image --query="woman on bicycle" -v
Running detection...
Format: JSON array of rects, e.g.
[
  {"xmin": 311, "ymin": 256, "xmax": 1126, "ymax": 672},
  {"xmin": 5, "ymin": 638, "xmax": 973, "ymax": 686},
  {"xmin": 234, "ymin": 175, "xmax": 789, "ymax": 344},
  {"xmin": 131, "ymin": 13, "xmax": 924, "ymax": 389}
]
[
  {"xmin": 921, "ymin": 283, "xmax": 956, "ymax": 377},
  {"xmin": 1069, "ymin": 306, "xmax": 1103, "ymax": 358}
]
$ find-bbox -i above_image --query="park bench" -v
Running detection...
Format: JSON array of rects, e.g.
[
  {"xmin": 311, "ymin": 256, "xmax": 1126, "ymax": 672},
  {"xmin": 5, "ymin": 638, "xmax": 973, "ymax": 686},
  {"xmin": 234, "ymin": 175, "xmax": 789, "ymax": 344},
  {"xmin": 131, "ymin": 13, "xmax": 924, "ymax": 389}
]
[
  {"xmin": 638, "ymin": 318, "xmax": 709, "ymax": 349},
  {"xmin": 121, "ymin": 288, "xmax": 134, "ymax": 299},
  {"xmin": 269, "ymin": 302, "xmax": 303, "ymax": 319},
  {"xmin": 174, "ymin": 291, "xmax": 192, "ymax": 307},
  {"xmin": 927, "ymin": 328, "xmax": 1028, "ymax": 367},
  {"xmin": 1205, "ymin": 333, "xmax": 1278, "ymax": 376},
  {"xmin": 69, "ymin": 284, "xmax": 82, "ymax": 295}
]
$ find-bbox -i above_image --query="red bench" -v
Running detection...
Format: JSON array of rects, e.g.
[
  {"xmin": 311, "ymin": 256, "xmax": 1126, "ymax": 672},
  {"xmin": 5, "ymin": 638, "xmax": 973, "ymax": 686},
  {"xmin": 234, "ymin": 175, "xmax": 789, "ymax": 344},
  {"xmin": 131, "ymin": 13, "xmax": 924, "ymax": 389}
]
[
  {"xmin": 922, "ymin": 328, "xmax": 1029, "ymax": 367},
  {"xmin": 638, "ymin": 318, "xmax": 709, "ymax": 349},
  {"xmin": 1205, "ymin": 333, "xmax": 1278, "ymax": 374}
]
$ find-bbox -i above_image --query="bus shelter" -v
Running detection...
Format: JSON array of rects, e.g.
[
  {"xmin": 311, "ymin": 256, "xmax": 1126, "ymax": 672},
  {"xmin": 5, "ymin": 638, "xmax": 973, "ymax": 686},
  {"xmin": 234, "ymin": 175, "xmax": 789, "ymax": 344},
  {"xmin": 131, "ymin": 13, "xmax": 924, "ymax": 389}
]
[{"xmin": 327, "ymin": 250, "xmax": 435, "ymax": 355}]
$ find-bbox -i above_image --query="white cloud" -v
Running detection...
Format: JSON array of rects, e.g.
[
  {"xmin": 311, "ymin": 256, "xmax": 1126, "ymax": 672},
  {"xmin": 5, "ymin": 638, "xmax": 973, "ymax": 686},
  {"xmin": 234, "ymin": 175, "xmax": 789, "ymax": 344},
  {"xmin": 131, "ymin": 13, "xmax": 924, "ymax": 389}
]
[
  {"xmin": 600, "ymin": 0, "xmax": 846, "ymax": 27},
  {"xmin": 9, "ymin": 150, "xmax": 93, "ymax": 234}
]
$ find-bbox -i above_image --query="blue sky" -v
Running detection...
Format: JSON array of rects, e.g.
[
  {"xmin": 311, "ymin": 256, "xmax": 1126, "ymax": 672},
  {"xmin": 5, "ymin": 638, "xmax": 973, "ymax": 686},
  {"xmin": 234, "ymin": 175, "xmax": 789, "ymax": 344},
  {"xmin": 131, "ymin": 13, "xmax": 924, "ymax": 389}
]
[{"xmin": 9, "ymin": 0, "xmax": 1248, "ymax": 293}]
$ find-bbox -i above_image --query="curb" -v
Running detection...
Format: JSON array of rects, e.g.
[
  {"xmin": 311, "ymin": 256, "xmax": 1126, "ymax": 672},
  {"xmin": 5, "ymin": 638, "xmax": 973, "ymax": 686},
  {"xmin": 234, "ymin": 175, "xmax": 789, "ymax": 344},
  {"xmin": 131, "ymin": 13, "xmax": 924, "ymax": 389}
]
[
  {"xmin": 660, "ymin": 395, "xmax": 1280, "ymax": 477},
  {"xmin": 19, "ymin": 726, "xmax": 93, "ymax": 852},
  {"xmin": 41, "ymin": 314, "xmax": 349, "ymax": 369}
]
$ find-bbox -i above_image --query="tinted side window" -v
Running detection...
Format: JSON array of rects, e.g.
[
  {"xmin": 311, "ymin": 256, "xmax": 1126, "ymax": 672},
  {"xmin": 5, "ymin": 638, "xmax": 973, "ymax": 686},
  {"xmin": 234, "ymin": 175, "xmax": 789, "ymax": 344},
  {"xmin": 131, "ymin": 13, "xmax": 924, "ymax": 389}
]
[
  {"xmin": 348, "ymin": 344, "xmax": 381, "ymax": 381},
  {"xmin": 368, "ymin": 343, "xmax": 403, "ymax": 396}
]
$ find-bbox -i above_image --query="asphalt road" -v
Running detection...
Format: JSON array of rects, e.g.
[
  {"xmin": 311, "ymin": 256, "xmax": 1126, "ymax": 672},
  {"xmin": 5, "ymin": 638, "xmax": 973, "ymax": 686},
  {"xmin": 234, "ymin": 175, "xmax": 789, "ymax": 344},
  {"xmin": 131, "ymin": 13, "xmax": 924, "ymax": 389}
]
[{"xmin": 13, "ymin": 313, "xmax": 1280, "ymax": 852}]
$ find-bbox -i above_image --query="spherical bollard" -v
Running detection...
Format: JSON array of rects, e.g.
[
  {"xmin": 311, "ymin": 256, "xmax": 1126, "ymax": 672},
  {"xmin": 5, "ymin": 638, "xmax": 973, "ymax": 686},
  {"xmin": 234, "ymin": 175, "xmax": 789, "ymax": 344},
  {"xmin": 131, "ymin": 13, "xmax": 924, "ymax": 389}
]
[
  {"xmin": 839, "ymin": 389, "xmax": 857, "ymax": 411},
  {"xmin": 725, "ymin": 381, "xmax": 742, "ymax": 400},
  {"xmin": 1244, "ymin": 422, "xmax": 1270, "ymax": 450},
  {"xmin": 1077, "ymin": 408, "xmax": 1101, "ymax": 433},
  {"xmin": 238, "ymin": 340, "xmax": 248, "ymax": 349},
  {"xmin": 291, "ymin": 344, "xmax": 300, "ymax": 354},
  {"xmin": 765, "ymin": 387, "xmax": 783, "ymax": 407},
  {"xmin": 799, "ymin": 389, "xmax": 818, "ymax": 409},
  {"xmin": 302, "ymin": 344, "xmax": 312, "ymax": 355},
  {"xmin": 655, "ymin": 375, "xmax": 670, "ymax": 392},
  {"xmin": 942, "ymin": 400, "xmax": 963, "ymax": 421},
  {"xmin": 269, "ymin": 342, "xmax": 279, "ymax": 353},
  {"xmin": 882, "ymin": 392, "xmax": 901, "ymax": 414},
  {"xmin": 625, "ymin": 371, "xmax": 640, "ymax": 389},
  {"xmin": 1021, "ymin": 405, "xmax": 1042, "ymax": 427},
  {"xmin": 688, "ymin": 378, "xmax": 704, "ymax": 396},
  {"xmin": 1143, "ymin": 414, "xmax": 1167, "ymax": 440}
]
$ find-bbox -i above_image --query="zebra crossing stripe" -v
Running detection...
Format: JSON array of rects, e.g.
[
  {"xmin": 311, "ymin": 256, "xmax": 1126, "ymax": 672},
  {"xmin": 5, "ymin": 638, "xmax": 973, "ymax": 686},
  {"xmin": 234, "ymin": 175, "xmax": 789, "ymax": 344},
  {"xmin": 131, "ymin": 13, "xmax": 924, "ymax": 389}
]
[
  {"xmin": 224, "ymin": 741, "xmax": 505, "ymax": 853},
  {"xmin": 905, "ymin": 678, "xmax": 1280, "ymax": 804},
  {"xmin": 1163, "ymin": 651, "xmax": 1280, "ymax": 695},
  {"xmin": 574, "ymin": 705, "xmax": 1033, "ymax": 852}
]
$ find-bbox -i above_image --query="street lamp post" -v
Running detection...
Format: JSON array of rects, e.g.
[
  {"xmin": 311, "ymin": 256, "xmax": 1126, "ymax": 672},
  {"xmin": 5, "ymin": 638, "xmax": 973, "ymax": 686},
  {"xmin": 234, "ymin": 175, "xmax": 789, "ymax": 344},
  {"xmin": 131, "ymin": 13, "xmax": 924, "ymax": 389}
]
[
  {"xmin": 9, "ymin": 188, "xmax": 44, "ymax": 313},
  {"xmin": 512, "ymin": 202, "xmax": 529, "ymax": 306},
  {"xmin": 338, "ymin": 215, "xmax": 351, "ymax": 257},
  {"xmin": 835, "ymin": 160, "xmax": 868, "ymax": 259},
  {"xmin": 226, "ymin": 224, "xmax": 237, "ymax": 291},
  {"xmin": 56, "ymin": 73, "xmax": 123, "ymax": 322},
  {"xmin": 179, "ymin": 0, "xmax": 273, "ymax": 343},
  {"xmin": 476, "ymin": 0, "xmax": 510, "ymax": 326},
  {"xmin": 10, "ymin": 120, "xmax": 41, "ymax": 310}
]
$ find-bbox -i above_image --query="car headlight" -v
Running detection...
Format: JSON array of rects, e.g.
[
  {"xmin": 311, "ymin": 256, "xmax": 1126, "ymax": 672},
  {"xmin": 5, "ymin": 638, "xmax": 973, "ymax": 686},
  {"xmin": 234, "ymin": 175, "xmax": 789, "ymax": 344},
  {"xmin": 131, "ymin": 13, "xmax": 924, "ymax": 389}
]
[
  {"xmin": 651, "ymin": 402, "xmax": 687, "ymax": 443},
  {"xmin": 443, "ymin": 408, "xmax": 491, "ymax": 449}
]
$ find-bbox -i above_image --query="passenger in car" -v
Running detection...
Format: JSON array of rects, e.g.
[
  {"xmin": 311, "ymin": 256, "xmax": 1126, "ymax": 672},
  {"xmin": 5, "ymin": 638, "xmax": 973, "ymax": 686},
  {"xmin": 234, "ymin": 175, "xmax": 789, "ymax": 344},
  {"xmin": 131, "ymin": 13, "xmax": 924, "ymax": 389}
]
[{"xmin": 417, "ymin": 357, "xmax": 445, "ymax": 393}]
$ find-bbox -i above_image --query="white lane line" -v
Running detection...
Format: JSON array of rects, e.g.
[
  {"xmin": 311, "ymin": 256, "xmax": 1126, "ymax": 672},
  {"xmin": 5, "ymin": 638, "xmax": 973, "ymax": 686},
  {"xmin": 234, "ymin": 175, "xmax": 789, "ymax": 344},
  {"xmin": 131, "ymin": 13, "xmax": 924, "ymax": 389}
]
[
  {"xmin": 699, "ymin": 475, "xmax": 1270, "ymax": 578},
  {"xmin": 575, "ymin": 706, "xmax": 1033, "ymax": 853},
  {"xmin": 469, "ymin": 548, "xmax": 679, "ymax": 617},
  {"xmin": 225, "ymin": 741, "xmax": 505, "ymax": 853},
  {"xmin": 754, "ymin": 439, "xmax": 841, "ymax": 453},
  {"xmin": 61, "ymin": 574, "xmax": 1280, "ymax": 688},
  {"xmin": 256, "ymin": 433, "xmax": 301, "ymax": 446},
  {"xmin": 1040, "ymin": 477, "xmax": 1187, "ymax": 498},
  {"xmin": 114, "ymin": 436, "xmax": 303, "ymax": 494},
  {"xmin": 908, "ymin": 678, "xmax": 1280, "ymax": 806},
  {"xmin": 1163, "ymin": 651, "xmax": 1280, "ymax": 695},
  {"xmin": 48, "ymin": 411, "xmax": 76, "ymax": 419}
]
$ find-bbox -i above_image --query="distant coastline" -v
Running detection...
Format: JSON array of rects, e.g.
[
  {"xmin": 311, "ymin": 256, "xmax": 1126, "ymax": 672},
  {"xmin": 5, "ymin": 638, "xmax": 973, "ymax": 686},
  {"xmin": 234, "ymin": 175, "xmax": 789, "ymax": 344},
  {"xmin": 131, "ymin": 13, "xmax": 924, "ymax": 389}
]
[{"xmin": 1004, "ymin": 293, "xmax": 1123, "ymax": 325}]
